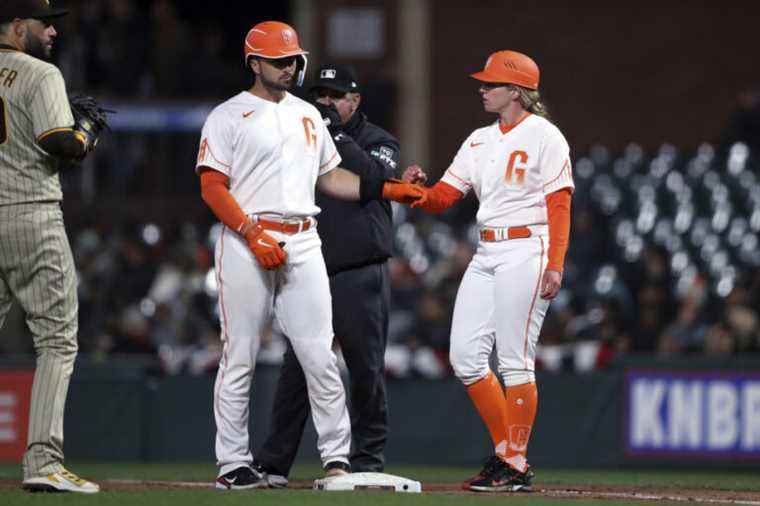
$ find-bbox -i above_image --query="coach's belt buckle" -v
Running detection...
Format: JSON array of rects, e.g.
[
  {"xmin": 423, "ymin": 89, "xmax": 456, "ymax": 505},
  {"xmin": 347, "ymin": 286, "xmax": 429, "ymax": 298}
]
[
  {"xmin": 508, "ymin": 226, "xmax": 532, "ymax": 239},
  {"xmin": 480, "ymin": 226, "xmax": 532, "ymax": 242}
]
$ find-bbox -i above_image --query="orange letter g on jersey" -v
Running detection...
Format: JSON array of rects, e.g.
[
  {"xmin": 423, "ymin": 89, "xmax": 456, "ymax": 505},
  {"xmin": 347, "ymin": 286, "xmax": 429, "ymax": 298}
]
[
  {"xmin": 198, "ymin": 138, "xmax": 208, "ymax": 164},
  {"xmin": 505, "ymin": 150, "xmax": 528, "ymax": 186},
  {"xmin": 302, "ymin": 117, "xmax": 317, "ymax": 148}
]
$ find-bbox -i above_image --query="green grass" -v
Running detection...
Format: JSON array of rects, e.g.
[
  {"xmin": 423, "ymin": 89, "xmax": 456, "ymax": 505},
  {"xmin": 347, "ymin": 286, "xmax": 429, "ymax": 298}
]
[
  {"xmin": 1, "ymin": 462, "xmax": 758, "ymax": 506},
  {"xmin": 0, "ymin": 489, "xmax": 696, "ymax": 506}
]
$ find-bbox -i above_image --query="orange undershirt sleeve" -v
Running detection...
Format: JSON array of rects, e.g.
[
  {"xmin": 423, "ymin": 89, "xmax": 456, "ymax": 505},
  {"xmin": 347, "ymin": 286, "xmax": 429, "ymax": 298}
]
[
  {"xmin": 199, "ymin": 167, "xmax": 249, "ymax": 234},
  {"xmin": 546, "ymin": 188, "xmax": 572, "ymax": 273},
  {"xmin": 417, "ymin": 180, "xmax": 464, "ymax": 214}
]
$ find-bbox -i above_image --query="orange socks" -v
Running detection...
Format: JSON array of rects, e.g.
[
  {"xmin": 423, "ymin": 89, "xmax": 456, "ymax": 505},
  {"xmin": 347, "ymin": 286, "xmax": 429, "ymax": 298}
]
[
  {"xmin": 503, "ymin": 382, "xmax": 538, "ymax": 472},
  {"xmin": 467, "ymin": 374, "xmax": 539, "ymax": 472},
  {"xmin": 466, "ymin": 372, "xmax": 509, "ymax": 458}
]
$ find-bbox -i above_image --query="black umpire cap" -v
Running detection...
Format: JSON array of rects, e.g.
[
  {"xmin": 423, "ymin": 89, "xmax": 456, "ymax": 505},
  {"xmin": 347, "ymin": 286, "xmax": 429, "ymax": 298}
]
[
  {"xmin": 0, "ymin": 0, "xmax": 69, "ymax": 23},
  {"xmin": 310, "ymin": 64, "xmax": 360, "ymax": 94}
]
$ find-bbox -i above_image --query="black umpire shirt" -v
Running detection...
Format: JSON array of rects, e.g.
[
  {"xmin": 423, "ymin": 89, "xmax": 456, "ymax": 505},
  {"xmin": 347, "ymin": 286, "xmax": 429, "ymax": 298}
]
[{"xmin": 317, "ymin": 111, "xmax": 400, "ymax": 275}]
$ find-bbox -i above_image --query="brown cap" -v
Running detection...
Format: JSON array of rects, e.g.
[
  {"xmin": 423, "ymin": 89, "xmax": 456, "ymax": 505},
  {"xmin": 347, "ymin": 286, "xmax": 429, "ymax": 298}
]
[{"xmin": 0, "ymin": 0, "xmax": 69, "ymax": 23}]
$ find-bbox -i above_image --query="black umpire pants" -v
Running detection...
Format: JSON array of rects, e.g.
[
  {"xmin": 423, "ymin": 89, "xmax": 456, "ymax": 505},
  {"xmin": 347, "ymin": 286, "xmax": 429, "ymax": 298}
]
[{"xmin": 257, "ymin": 262, "xmax": 390, "ymax": 475}]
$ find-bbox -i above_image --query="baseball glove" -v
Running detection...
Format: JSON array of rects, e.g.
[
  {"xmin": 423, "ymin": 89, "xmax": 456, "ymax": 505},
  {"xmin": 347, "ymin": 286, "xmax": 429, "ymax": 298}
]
[{"xmin": 69, "ymin": 94, "xmax": 113, "ymax": 152}]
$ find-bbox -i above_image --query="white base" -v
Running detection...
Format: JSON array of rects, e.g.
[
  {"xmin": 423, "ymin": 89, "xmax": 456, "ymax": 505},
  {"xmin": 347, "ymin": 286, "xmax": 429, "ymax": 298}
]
[{"xmin": 313, "ymin": 472, "xmax": 422, "ymax": 493}]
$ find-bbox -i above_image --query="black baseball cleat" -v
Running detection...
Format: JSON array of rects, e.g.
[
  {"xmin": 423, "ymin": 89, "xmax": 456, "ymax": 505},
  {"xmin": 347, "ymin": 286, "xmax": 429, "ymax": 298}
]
[
  {"xmin": 323, "ymin": 460, "xmax": 351, "ymax": 478},
  {"xmin": 461, "ymin": 455, "xmax": 502, "ymax": 490},
  {"xmin": 215, "ymin": 466, "xmax": 267, "ymax": 490},
  {"xmin": 252, "ymin": 460, "xmax": 289, "ymax": 488},
  {"xmin": 468, "ymin": 459, "xmax": 534, "ymax": 492}
]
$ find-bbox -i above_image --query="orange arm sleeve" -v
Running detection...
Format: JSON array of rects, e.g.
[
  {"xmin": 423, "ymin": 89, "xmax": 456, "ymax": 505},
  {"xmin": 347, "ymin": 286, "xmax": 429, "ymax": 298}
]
[
  {"xmin": 199, "ymin": 167, "xmax": 249, "ymax": 234},
  {"xmin": 418, "ymin": 181, "xmax": 464, "ymax": 214},
  {"xmin": 546, "ymin": 188, "xmax": 572, "ymax": 273}
]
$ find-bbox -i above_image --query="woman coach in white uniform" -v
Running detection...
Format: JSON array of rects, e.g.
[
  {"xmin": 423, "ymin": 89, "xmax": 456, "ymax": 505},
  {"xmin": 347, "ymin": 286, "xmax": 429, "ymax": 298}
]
[{"xmin": 404, "ymin": 50, "xmax": 573, "ymax": 493}]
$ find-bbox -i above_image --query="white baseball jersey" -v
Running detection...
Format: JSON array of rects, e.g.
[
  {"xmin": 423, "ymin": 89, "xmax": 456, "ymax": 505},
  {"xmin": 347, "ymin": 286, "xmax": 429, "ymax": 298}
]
[
  {"xmin": 196, "ymin": 91, "xmax": 340, "ymax": 218},
  {"xmin": 441, "ymin": 113, "xmax": 574, "ymax": 227}
]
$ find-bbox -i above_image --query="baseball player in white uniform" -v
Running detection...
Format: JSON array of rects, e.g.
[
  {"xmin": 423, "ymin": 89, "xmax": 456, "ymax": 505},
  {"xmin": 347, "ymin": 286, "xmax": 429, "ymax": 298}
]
[
  {"xmin": 195, "ymin": 21, "xmax": 422, "ymax": 490},
  {"xmin": 403, "ymin": 50, "xmax": 573, "ymax": 492}
]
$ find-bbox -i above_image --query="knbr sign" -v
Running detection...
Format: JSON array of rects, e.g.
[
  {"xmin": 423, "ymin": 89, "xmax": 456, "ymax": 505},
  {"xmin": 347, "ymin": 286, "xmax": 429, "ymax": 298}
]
[
  {"xmin": 0, "ymin": 370, "xmax": 33, "ymax": 461},
  {"xmin": 625, "ymin": 371, "xmax": 760, "ymax": 458}
]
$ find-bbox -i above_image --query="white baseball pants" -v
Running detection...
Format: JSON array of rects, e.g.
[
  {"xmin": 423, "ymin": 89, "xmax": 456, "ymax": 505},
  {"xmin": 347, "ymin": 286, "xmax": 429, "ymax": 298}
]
[
  {"xmin": 213, "ymin": 226, "xmax": 350, "ymax": 475},
  {"xmin": 449, "ymin": 235, "xmax": 551, "ymax": 387}
]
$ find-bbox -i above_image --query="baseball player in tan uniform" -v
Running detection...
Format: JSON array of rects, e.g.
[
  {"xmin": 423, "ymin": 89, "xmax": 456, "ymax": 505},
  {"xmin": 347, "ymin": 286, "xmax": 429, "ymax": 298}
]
[{"xmin": 0, "ymin": 0, "xmax": 105, "ymax": 494}]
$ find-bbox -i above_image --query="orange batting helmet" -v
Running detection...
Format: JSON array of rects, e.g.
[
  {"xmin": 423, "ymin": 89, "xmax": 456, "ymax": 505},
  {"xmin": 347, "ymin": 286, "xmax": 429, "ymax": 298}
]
[
  {"xmin": 470, "ymin": 50, "xmax": 540, "ymax": 90},
  {"xmin": 243, "ymin": 21, "xmax": 309, "ymax": 85}
]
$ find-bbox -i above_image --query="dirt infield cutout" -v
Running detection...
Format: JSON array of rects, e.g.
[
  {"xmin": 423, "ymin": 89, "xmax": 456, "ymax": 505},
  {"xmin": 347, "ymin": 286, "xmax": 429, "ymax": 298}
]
[{"xmin": 2, "ymin": 478, "xmax": 760, "ymax": 504}]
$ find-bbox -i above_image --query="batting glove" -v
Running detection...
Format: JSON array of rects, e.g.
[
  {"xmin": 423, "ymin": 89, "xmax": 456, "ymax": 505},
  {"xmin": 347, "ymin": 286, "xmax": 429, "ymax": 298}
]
[{"xmin": 240, "ymin": 221, "xmax": 287, "ymax": 270}]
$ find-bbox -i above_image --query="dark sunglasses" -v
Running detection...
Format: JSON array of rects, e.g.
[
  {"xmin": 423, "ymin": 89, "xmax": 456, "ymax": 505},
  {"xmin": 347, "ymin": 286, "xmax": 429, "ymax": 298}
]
[
  {"xmin": 479, "ymin": 82, "xmax": 509, "ymax": 91},
  {"xmin": 263, "ymin": 56, "xmax": 298, "ymax": 69}
]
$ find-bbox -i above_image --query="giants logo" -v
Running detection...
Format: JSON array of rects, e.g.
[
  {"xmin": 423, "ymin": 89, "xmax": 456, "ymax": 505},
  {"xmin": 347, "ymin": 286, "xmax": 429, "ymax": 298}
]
[
  {"xmin": 505, "ymin": 150, "xmax": 528, "ymax": 186},
  {"xmin": 509, "ymin": 424, "xmax": 532, "ymax": 452},
  {"xmin": 302, "ymin": 117, "xmax": 317, "ymax": 148}
]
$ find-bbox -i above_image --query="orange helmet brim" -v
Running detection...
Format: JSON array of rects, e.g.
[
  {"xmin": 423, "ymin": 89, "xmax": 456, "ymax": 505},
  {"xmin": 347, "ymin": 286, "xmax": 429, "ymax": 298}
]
[
  {"xmin": 470, "ymin": 71, "xmax": 505, "ymax": 83},
  {"xmin": 469, "ymin": 70, "xmax": 538, "ymax": 90}
]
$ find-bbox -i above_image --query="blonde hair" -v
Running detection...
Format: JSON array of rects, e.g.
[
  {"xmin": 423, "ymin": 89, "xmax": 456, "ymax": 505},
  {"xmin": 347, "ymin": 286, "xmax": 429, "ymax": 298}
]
[{"xmin": 509, "ymin": 85, "xmax": 550, "ymax": 120}]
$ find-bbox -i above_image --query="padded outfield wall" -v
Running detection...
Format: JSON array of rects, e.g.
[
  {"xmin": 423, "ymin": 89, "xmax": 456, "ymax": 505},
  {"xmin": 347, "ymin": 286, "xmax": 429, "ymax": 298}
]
[{"xmin": 1, "ymin": 357, "xmax": 759, "ymax": 468}]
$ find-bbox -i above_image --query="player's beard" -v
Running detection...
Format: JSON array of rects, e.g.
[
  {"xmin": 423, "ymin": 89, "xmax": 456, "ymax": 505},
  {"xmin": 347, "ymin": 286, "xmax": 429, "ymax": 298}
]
[
  {"xmin": 25, "ymin": 32, "xmax": 51, "ymax": 61},
  {"xmin": 260, "ymin": 72, "xmax": 293, "ymax": 92}
]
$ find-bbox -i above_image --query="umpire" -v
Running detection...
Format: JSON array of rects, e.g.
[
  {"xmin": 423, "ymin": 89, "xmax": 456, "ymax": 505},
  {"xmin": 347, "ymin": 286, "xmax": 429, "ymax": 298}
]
[
  {"xmin": 255, "ymin": 64, "xmax": 399, "ymax": 485},
  {"xmin": 0, "ymin": 0, "xmax": 105, "ymax": 494}
]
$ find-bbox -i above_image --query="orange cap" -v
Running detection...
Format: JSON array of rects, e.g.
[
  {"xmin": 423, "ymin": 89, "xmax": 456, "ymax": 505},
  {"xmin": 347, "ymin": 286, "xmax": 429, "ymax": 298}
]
[
  {"xmin": 470, "ymin": 50, "xmax": 540, "ymax": 90},
  {"xmin": 243, "ymin": 21, "xmax": 308, "ymax": 62}
]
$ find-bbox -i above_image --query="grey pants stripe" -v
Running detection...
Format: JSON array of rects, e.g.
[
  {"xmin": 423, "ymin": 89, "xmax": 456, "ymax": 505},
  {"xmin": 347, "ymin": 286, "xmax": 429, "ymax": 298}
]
[{"xmin": 0, "ymin": 202, "xmax": 78, "ymax": 478}]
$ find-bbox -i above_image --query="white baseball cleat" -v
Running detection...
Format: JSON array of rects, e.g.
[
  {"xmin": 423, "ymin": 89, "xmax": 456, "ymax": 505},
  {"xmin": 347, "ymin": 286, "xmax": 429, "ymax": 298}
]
[
  {"xmin": 22, "ymin": 468, "xmax": 100, "ymax": 494},
  {"xmin": 265, "ymin": 473, "xmax": 289, "ymax": 488}
]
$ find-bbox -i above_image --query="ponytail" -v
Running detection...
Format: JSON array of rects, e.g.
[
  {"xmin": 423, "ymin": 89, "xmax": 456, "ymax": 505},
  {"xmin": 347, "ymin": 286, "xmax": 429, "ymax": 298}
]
[{"xmin": 510, "ymin": 85, "xmax": 551, "ymax": 121}]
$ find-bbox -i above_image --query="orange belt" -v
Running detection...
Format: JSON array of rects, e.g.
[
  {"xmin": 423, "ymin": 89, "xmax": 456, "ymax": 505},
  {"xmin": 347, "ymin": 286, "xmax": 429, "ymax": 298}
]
[
  {"xmin": 479, "ymin": 226, "xmax": 532, "ymax": 242},
  {"xmin": 257, "ymin": 217, "xmax": 313, "ymax": 234}
]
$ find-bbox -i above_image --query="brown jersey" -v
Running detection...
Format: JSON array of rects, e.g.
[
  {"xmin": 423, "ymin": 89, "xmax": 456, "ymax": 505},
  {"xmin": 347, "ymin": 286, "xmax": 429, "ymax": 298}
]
[{"xmin": 0, "ymin": 47, "xmax": 74, "ymax": 205}]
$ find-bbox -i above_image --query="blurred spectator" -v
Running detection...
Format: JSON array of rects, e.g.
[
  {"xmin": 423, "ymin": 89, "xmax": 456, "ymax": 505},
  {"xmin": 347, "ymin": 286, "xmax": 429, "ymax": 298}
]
[
  {"xmin": 148, "ymin": 0, "xmax": 192, "ymax": 96},
  {"xmin": 702, "ymin": 323, "xmax": 735, "ymax": 356},
  {"xmin": 722, "ymin": 281, "xmax": 760, "ymax": 352},
  {"xmin": 96, "ymin": 0, "xmax": 150, "ymax": 96},
  {"xmin": 656, "ymin": 275, "xmax": 707, "ymax": 356},
  {"xmin": 183, "ymin": 24, "xmax": 244, "ymax": 98},
  {"xmin": 720, "ymin": 89, "xmax": 760, "ymax": 154}
]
